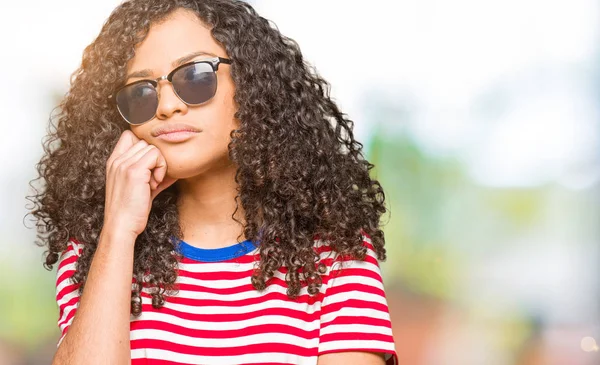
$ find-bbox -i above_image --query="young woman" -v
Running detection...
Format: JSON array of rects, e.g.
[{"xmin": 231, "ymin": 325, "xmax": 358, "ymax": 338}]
[{"xmin": 29, "ymin": 0, "xmax": 398, "ymax": 363}]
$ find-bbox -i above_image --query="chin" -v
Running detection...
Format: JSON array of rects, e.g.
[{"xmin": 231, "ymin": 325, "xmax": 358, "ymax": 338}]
[
  {"xmin": 165, "ymin": 157, "xmax": 234, "ymax": 180},
  {"xmin": 165, "ymin": 164, "xmax": 207, "ymax": 180}
]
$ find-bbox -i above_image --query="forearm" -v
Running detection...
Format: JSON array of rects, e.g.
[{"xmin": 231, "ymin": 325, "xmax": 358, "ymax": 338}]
[{"xmin": 52, "ymin": 228, "xmax": 136, "ymax": 365}]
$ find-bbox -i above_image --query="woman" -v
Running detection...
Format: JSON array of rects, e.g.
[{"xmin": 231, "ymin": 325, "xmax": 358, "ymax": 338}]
[{"xmin": 29, "ymin": 0, "xmax": 398, "ymax": 363}]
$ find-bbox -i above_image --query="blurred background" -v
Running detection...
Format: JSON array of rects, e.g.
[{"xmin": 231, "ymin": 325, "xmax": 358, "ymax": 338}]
[{"xmin": 1, "ymin": 0, "xmax": 598, "ymax": 364}]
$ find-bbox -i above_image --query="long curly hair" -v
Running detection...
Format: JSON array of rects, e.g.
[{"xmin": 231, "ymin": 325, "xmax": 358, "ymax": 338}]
[{"xmin": 26, "ymin": 0, "xmax": 388, "ymax": 317}]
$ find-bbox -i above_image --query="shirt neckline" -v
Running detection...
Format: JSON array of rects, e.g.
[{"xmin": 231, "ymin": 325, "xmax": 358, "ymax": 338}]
[{"xmin": 174, "ymin": 237, "xmax": 258, "ymax": 262}]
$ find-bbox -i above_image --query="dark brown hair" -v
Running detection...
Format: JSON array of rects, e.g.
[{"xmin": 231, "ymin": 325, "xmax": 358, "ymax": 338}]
[{"xmin": 26, "ymin": 0, "xmax": 388, "ymax": 316}]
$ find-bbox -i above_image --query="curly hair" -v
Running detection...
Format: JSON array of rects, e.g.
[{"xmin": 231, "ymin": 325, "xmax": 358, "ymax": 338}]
[{"xmin": 26, "ymin": 0, "xmax": 388, "ymax": 317}]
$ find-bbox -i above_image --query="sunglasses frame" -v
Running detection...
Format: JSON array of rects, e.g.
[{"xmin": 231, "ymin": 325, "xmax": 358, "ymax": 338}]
[{"xmin": 107, "ymin": 56, "xmax": 233, "ymax": 125}]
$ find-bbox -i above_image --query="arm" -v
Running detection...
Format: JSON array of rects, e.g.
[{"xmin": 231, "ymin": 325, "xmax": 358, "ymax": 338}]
[{"xmin": 52, "ymin": 228, "xmax": 136, "ymax": 365}]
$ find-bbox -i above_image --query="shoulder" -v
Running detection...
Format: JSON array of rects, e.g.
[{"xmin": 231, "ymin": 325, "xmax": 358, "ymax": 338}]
[{"xmin": 314, "ymin": 231, "xmax": 381, "ymax": 275}]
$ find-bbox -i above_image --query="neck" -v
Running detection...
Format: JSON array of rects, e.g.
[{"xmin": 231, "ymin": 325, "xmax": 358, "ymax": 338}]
[{"xmin": 175, "ymin": 162, "xmax": 246, "ymax": 249}]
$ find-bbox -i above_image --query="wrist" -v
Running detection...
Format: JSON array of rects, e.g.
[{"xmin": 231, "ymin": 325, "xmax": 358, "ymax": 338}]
[{"xmin": 99, "ymin": 224, "xmax": 138, "ymax": 246}]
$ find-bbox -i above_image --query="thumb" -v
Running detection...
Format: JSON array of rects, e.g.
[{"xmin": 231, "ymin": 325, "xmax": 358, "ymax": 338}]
[
  {"xmin": 150, "ymin": 152, "xmax": 177, "ymax": 200},
  {"xmin": 151, "ymin": 175, "xmax": 178, "ymax": 200}
]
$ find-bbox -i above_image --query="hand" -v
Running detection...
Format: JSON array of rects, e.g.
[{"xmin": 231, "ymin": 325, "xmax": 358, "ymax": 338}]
[{"xmin": 103, "ymin": 130, "xmax": 178, "ymax": 238}]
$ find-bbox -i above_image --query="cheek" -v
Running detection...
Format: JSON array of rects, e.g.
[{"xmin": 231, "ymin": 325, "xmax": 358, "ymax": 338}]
[
  {"xmin": 190, "ymin": 119, "xmax": 236, "ymax": 155},
  {"xmin": 212, "ymin": 123, "xmax": 237, "ymax": 151},
  {"xmin": 129, "ymin": 125, "xmax": 152, "ymax": 143},
  {"xmin": 203, "ymin": 110, "xmax": 239, "ymax": 145}
]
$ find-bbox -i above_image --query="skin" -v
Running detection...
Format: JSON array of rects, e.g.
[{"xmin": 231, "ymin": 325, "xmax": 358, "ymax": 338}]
[{"xmin": 124, "ymin": 8, "xmax": 386, "ymax": 365}]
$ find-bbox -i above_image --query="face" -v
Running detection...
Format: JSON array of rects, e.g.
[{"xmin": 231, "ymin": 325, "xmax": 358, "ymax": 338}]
[{"xmin": 124, "ymin": 8, "xmax": 238, "ymax": 179}]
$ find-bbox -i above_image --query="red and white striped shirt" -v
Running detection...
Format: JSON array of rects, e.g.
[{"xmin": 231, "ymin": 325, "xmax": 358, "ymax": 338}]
[{"xmin": 55, "ymin": 234, "xmax": 398, "ymax": 364}]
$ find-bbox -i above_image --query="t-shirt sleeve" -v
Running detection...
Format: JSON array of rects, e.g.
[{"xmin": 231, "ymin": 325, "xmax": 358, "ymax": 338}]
[
  {"xmin": 55, "ymin": 238, "xmax": 84, "ymax": 348},
  {"xmin": 317, "ymin": 235, "xmax": 398, "ymax": 364}
]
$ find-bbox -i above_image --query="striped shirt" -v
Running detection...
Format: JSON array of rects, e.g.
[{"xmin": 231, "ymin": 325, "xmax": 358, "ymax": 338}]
[{"xmin": 55, "ymin": 234, "xmax": 398, "ymax": 364}]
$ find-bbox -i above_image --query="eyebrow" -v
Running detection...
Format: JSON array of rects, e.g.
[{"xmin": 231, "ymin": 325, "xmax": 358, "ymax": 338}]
[{"xmin": 125, "ymin": 50, "xmax": 219, "ymax": 81}]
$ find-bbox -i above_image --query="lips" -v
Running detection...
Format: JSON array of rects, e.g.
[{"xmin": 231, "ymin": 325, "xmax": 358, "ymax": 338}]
[
  {"xmin": 151, "ymin": 123, "xmax": 201, "ymax": 137},
  {"xmin": 155, "ymin": 131, "xmax": 199, "ymax": 143}
]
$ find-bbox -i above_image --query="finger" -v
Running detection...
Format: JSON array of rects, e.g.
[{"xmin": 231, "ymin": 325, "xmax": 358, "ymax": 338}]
[
  {"xmin": 130, "ymin": 150, "xmax": 177, "ymax": 200},
  {"xmin": 150, "ymin": 152, "xmax": 178, "ymax": 199},
  {"xmin": 123, "ymin": 144, "xmax": 157, "ymax": 175},
  {"xmin": 112, "ymin": 140, "xmax": 150, "ymax": 167},
  {"xmin": 107, "ymin": 130, "xmax": 143, "ymax": 168},
  {"xmin": 149, "ymin": 174, "xmax": 158, "ymax": 190},
  {"xmin": 150, "ymin": 147, "xmax": 167, "ymax": 185},
  {"xmin": 110, "ymin": 130, "xmax": 138, "ymax": 159},
  {"xmin": 153, "ymin": 152, "xmax": 167, "ymax": 185},
  {"xmin": 105, "ymin": 131, "xmax": 138, "ymax": 204}
]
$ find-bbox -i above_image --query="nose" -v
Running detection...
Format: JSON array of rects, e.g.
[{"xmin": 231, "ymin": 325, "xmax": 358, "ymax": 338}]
[{"xmin": 155, "ymin": 78, "xmax": 188, "ymax": 120}]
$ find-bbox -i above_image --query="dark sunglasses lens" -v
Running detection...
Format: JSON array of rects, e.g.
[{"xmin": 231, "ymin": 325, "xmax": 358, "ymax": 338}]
[
  {"xmin": 172, "ymin": 62, "xmax": 217, "ymax": 104},
  {"xmin": 116, "ymin": 82, "xmax": 158, "ymax": 125}
]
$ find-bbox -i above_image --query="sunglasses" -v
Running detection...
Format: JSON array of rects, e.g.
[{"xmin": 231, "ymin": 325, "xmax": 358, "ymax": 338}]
[{"xmin": 108, "ymin": 56, "xmax": 232, "ymax": 125}]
